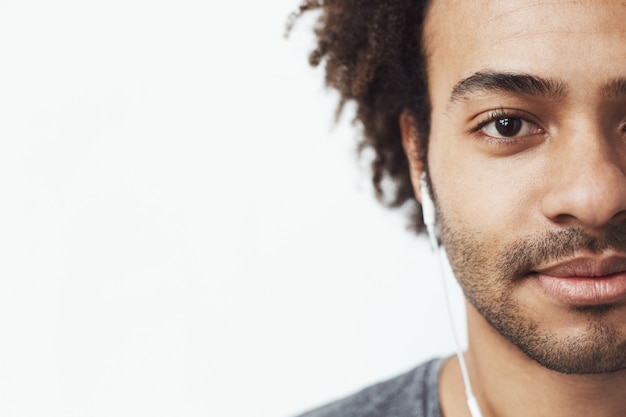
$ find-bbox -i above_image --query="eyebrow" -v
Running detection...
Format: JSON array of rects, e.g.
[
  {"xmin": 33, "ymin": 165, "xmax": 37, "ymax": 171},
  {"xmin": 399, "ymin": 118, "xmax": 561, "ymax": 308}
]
[
  {"xmin": 600, "ymin": 78, "xmax": 626, "ymax": 99},
  {"xmin": 449, "ymin": 71, "xmax": 568, "ymax": 104}
]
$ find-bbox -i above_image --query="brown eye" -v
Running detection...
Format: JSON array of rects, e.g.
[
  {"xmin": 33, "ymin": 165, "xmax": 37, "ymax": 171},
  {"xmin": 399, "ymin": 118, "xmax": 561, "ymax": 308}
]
[
  {"xmin": 494, "ymin": 118, "xmax": 522, "ymax": 137},
  {"xmin": 481, "ymin": 116, "xmax": 540, "ymax": 139}
]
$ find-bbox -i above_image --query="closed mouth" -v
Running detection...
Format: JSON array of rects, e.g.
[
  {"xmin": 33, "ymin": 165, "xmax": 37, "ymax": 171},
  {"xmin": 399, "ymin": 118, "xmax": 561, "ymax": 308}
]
[{"xmin": 531, "ymin": 255, "xmax": 626, "ymax": 306}]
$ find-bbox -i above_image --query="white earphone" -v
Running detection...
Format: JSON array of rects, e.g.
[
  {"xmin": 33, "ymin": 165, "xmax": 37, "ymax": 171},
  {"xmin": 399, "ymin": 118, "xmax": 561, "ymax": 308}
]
[
  {"xmin": 419, "ymin": 172, "xmax": 438, "ymax": 250},
  {"xmin": 419, "ymin": 172, "xmax": 484, "ymax": 417}
]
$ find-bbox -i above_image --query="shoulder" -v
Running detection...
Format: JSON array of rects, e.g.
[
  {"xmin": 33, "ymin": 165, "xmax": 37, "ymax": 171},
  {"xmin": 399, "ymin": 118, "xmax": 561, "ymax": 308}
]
[{"xmin": 294, "ymin": 357, "xmax": 445, "ymax": 417}]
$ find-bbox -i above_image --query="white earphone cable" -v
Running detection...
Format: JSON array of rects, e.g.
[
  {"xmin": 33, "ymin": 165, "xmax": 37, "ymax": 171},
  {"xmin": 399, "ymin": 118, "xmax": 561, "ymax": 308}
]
[
  {"xmin": 421, "ymin": 172, "xmax": 483, "ymax": 417},
  {"xmin": 434, "ymin": 241, "xmax": 483, "ymax": 417}
]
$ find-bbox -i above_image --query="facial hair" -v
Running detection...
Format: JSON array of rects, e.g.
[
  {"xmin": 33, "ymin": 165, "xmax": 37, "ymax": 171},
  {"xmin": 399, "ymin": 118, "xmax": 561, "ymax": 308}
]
[{"xmin": 439, "ymin": 220, "xmax": 626, "ymax": 375}]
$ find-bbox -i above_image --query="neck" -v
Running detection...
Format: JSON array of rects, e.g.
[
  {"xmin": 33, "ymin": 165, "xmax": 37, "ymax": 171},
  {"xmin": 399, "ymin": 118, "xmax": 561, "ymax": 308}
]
[{"xmin": 440, "ymin": 302, "xmax": 626, "ymax": 417}]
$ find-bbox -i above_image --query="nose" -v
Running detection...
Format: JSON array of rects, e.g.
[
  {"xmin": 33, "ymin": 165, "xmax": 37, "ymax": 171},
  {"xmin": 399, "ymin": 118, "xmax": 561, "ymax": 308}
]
[{"xmin": 541, "ymin": 128, "xmax": 626, "ymax": 230}]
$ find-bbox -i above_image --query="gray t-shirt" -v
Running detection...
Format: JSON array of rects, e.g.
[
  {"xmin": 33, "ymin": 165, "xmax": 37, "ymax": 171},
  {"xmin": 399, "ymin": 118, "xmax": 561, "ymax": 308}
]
[{"xmin": 295, "ymin": 358, "xmax": 445, "ymax": 417}]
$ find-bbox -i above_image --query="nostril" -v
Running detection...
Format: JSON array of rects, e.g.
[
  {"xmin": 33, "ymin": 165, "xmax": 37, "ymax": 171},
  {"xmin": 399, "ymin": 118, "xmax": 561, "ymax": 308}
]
[
  {"xmin": 614, "ymin": 209, "xmax": 626, "ymax": 223},
  {"xmin": 552, "ymin": 213, "xmax": 578, "ymax": 225}
]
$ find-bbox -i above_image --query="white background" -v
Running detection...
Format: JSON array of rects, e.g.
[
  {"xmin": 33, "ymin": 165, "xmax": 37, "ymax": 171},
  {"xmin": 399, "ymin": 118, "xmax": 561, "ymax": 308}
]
[{"xmin": 0, "ymin": 1, "xmax": 466, "ymax": 416}]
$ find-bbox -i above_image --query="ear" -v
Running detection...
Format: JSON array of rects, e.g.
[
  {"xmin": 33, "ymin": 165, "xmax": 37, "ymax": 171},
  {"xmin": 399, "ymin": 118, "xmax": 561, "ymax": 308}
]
[{"xmin": 400, "ymin": 110, "xmax": 425, "ymax": 204}]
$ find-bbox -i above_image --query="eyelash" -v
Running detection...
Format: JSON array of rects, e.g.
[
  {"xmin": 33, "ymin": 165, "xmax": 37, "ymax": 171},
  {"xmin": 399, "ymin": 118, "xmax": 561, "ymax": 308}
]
[{"xmin": 470, "ymin": 108, "xmax": 541, "ymax": 143}]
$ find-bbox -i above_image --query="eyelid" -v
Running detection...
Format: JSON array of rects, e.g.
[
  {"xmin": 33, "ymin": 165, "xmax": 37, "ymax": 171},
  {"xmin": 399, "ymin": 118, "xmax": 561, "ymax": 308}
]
[{"xmin": 469, "ymin": 108, "xmax": 544, "ymax": 139}]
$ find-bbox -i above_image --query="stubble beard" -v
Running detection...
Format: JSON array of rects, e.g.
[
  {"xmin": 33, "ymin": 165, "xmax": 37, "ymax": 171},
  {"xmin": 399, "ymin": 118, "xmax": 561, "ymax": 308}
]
[{"xmin": 439, "ymin": 217, "xmax": 626, "ymax": 375}]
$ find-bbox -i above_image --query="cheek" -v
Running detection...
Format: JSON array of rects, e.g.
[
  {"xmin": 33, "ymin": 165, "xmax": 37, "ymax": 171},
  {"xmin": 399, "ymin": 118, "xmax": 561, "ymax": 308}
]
[{"xmin": 429, "ymin": 139, "xmax": 538, "ymax": 242}]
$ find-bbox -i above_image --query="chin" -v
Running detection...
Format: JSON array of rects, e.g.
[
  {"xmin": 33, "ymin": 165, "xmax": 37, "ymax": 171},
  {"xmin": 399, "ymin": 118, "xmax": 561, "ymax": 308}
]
[{"xmin": 478, "ymin": 298, "xmax": 626, "ymax": 374}]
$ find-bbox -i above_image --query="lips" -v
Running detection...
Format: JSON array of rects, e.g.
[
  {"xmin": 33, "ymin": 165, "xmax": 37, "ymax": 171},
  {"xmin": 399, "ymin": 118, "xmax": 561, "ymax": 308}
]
[{"xmin": 532, "ymin": 256, "xmax": 626, "ymax": 306}]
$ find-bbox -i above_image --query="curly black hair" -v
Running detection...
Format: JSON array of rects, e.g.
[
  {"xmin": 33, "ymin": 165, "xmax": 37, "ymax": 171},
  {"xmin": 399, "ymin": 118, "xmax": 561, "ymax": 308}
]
[{"xmin": 287, "ymin": 0, "xmax": 431, "ymax": 233}]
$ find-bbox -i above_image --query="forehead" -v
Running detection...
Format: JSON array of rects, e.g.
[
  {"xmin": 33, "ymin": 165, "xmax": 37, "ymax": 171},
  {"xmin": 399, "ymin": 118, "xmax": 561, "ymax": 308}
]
[
  {"xmin": 423, "ymin": 0, "xmax": 626, "ymax": 104},
  {"xmin": 424, "ymin": 0, "xmax": 626, "ymax": 55}
]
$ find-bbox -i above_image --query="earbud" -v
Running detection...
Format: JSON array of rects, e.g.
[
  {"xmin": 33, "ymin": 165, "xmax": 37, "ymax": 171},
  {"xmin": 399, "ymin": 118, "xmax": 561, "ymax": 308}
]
[
  {"xmin": 420, "ymin": 172, "xmax": 436, "ymax": 227},
  {"xmin": 420, "ymin": 172, "xmax": 438, "ymax": 250}
]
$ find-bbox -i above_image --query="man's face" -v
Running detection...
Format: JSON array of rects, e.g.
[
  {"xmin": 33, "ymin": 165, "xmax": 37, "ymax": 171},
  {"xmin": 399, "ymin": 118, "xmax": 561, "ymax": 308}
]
[{"xmin": 422, "ymin": 0, "xmax": 626, "ymax": 373}]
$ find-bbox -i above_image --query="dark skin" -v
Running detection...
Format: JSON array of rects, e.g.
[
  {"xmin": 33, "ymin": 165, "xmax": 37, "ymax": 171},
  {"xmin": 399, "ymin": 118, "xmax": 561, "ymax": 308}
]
[{"xmin": 404, "ymin": 1, "xmax": 626, "ymax": 416}]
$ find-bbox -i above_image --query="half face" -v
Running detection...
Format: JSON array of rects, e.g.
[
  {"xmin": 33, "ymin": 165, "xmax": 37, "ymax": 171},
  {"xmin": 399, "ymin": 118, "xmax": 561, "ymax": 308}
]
[{"xmin": 420, "ymin": 0, "xmax": 626, "ymax": 374}]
